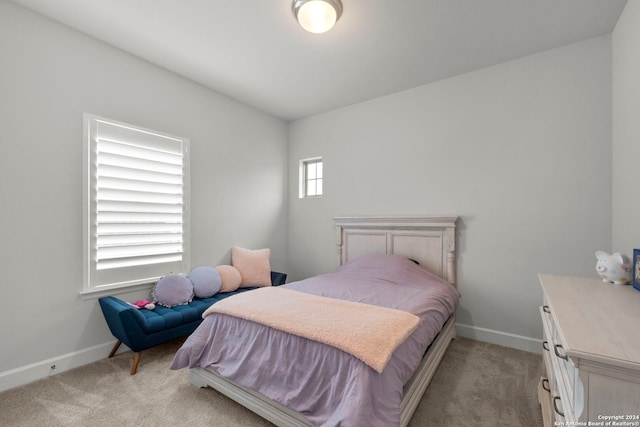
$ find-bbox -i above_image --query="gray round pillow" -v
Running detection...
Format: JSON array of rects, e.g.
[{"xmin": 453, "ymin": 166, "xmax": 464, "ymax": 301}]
[{"xmin": 188, "ymin": 266, "xmax": 222, "ymax": 298}]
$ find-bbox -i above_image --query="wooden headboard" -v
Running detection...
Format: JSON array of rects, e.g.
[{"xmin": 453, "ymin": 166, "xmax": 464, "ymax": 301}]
[{"xmin": 334, "ymin": 216, "xmax": 458, "ymax": 285}]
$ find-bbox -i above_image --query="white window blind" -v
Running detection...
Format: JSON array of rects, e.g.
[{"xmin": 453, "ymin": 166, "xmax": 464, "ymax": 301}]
[{"xmin": 83, "ymin": 114, "xmax": 190, "ymax": 294}]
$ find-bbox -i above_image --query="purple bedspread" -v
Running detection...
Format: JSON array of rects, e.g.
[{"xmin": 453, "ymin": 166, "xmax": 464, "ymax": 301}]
[{"xmin": 170, "ymin": 254, "xmax": 459, "ymax": 426}]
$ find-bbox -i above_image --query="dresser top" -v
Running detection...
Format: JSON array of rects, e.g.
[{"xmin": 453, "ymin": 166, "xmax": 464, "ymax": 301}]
[{"xmin": 539, "ymin": 274, "xmax": 640, "ymax": 371}]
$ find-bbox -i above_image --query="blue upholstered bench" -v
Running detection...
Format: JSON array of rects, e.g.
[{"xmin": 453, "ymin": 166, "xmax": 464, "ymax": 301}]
[{"xmin": 99, "ymin": 271, "xmax": 287, "ymax": 374}]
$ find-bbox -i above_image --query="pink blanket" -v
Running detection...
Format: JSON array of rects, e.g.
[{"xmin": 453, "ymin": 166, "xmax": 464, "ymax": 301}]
[{"xmin": 203, "ymin": 287, "xmax": 419, "ymax": 373}]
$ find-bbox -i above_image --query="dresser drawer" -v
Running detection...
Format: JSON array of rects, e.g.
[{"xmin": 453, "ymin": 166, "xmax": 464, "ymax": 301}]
[
  {"xmin": 540, "ymin": 306, "xmax": 558, "ymax": 392},
  {"xmin": 540, "ymin": 305, "xmax": 583, "ymax": 422},
  {"xmin": 537, "ymin": 377, "xmax": 554, "ymax": 427}
]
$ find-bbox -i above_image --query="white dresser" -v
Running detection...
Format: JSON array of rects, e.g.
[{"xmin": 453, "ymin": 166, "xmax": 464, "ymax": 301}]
[{"xmin": 538, "ymin": 274, "xmax": 640, "ymax": 426}]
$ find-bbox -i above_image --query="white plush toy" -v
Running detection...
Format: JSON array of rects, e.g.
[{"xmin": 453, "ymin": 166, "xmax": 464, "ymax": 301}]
[{"xmin": 595, "ymin": 251, "xmax": 632, "ymax": 285}]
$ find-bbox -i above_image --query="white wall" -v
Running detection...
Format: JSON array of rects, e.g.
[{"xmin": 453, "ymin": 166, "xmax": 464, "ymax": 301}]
[
  {"xmin": 612, "ymin": 0, "xmax": 640, "ymax": 255},
  {"xmin": 0, "ymin": 0, "xmax": 288, "ymax": 389},
  {"xmin": 288, "ymin": 36, "xmax": 613, "ymax": 351},
  {"xmin": 0, "ymin": 0, "xmax": 626, "ymax": 391}
]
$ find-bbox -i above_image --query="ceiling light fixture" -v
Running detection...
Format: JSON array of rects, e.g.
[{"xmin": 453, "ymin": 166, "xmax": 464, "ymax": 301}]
[{"xmin": 292, "ymin": 0, "xmax": 343, "ymax": 34}]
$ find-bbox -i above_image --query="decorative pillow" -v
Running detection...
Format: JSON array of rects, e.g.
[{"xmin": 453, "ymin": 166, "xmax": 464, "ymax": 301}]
[
  {"xmin": 215, "ymin": 265, "xmax": 242, "ymax": 292},
  {"xmin": 152, "ymin": 275, "xmax": 194, "ymax": 308},
  {"xmin": 188, "ymin": 266, "xmax": 222, "ymax": 298},
  {"xmin": 231, "ymin": 246, "xmax": 271, "ymax": 287}
]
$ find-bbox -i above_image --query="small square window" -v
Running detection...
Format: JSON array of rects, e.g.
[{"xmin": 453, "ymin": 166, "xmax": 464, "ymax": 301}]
[{"xmin": 300, "ymin": 158, "xmax": 323, "ymax": 198}]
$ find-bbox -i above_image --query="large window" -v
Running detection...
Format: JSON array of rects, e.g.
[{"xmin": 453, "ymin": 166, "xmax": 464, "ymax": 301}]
[
  {"xmin": 82, "ymin": 114, "xmax": 190, "ymax": 295},
  {"xmin": 299, "ymin": 157, "xmax": 323, "ymax": 198}
]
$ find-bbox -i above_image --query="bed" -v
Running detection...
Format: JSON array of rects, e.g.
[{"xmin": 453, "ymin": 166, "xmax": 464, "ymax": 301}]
[{"xmin": 171, "ymin": 215, "xmax": 459, "ymax": 426}]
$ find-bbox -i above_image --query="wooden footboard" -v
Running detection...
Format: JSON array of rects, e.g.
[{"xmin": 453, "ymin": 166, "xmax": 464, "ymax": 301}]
[{"xmin": 190, "ymin": 367, "xmax": 312, "ymax": 426}]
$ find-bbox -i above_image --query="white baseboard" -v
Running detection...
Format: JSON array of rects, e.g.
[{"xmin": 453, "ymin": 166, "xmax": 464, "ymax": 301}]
[
  {"xmin": 1, "ymin": 325, "xmax": 540, "ymax": 393},
  {"xmin": 0, "ymin": 340, "xmax": 126, "ymax": 393},
  {"xmin": 456, "ymin": 323, "xmax": 542, "ymax": 354}
]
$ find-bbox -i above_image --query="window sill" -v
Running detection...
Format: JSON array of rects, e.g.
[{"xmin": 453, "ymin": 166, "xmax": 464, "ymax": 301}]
[{"xmin": 80, "ymin": 282, "xmax": 154, "ymax": 300}]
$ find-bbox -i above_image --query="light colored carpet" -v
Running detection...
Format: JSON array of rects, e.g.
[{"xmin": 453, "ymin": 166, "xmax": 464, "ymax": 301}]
[{"xmin": 0, "ymin": 337, "xmax": 543, "ymax": 426}]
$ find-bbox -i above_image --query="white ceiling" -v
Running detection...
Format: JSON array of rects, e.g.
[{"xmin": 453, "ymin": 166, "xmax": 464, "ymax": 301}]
[{"xmin": 10, "ymin": 0, "xmax": 628, "ymax": 121}]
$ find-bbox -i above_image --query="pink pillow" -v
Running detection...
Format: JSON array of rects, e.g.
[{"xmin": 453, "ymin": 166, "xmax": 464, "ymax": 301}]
[
  {"xmin": 215, "ymin": 265, "xmax": 242, "ymax": 292},
  {"xmin": 232, "ymin": 247, "xmax": 271, "ymax": 287}
]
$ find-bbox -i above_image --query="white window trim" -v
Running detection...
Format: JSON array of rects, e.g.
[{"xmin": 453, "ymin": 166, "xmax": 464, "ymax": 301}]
[
  {"xmin": 82, "ymin": 114, "xmax": 190, "ymax": 297},
  {"xmin": 299, "ymin": 157, "xmax": 323, "ymax": 198}
]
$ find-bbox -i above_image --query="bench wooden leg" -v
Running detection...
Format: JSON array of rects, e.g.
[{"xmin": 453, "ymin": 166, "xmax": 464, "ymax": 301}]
[
  {"xmin": 131, "ymin": 352, "xmax": 142, "ymax": 375},
  {"xmin": 109, "ymin": 340, "xmax": 141, "ymax": 375},
  {"xmin": 108, "ymin": 340, "xmax": 122, "ymax": 358}
]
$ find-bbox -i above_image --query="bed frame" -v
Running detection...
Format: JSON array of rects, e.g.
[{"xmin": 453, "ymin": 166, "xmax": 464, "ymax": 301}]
[{"xmin": 189, "ymin": 215, "xmax": 458, "ymax": 427}]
